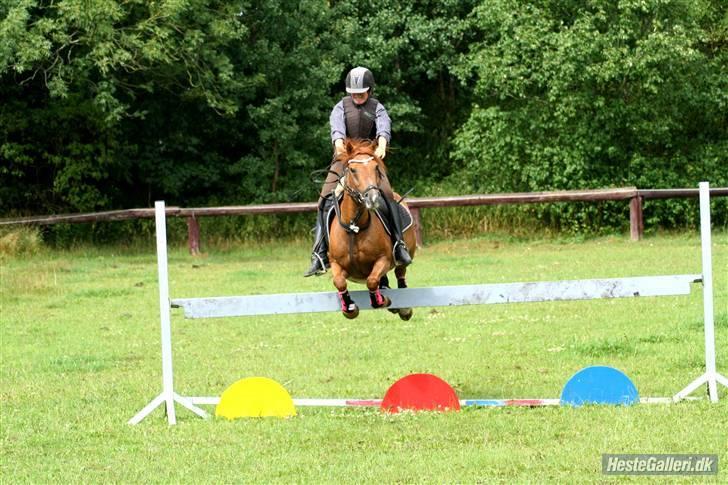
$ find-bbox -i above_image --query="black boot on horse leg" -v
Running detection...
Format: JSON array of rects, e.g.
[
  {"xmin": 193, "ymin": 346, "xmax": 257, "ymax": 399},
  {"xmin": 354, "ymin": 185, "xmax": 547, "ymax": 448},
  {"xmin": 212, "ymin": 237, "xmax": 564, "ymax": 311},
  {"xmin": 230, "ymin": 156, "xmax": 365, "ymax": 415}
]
[
  {"xmin": 304, "ymin": 195, "xmax": 334, "ymax": 277},
  {"xmin": 393, "ymin": 265, "xmax": 413, "ymax": 321},
  {"xmin": 382, "ymin": 195, "xmax": 412, "ymax": 267}
]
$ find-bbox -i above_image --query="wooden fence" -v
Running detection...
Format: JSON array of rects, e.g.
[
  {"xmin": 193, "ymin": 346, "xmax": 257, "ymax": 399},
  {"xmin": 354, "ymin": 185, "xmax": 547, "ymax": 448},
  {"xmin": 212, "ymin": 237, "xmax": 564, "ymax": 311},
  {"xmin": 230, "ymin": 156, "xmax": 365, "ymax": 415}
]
[{"xmin": 2, "ymin": 187, "xmax": 726, "ymax": 254}]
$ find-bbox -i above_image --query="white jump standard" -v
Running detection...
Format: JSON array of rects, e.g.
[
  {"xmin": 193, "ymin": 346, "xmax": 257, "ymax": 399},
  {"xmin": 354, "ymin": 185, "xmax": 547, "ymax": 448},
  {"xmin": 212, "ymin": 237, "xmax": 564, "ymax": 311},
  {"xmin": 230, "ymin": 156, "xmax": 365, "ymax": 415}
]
[{"xmin": 129, "ymin": 182, "xmax": 726, "ymax": 425}]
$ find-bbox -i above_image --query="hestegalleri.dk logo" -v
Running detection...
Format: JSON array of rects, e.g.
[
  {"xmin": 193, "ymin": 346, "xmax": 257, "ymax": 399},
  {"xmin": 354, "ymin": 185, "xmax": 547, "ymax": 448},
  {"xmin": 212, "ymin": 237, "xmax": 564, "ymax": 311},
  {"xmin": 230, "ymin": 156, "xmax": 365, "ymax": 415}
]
[{"xmin": 602, "ymin": 454, "xmax": 718, "ymax": 475}]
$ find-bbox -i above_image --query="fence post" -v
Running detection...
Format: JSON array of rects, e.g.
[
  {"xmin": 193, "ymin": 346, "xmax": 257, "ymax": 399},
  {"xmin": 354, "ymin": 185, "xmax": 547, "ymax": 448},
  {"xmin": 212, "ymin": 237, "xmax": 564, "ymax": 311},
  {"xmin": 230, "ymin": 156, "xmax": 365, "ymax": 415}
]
[
  {"xmin": 187, "ymin": 215, "xmax": 200, "ymax": 255},
  {"xmin": 629, "ymin": 196, "xmax": 643, "ymax": 241}
]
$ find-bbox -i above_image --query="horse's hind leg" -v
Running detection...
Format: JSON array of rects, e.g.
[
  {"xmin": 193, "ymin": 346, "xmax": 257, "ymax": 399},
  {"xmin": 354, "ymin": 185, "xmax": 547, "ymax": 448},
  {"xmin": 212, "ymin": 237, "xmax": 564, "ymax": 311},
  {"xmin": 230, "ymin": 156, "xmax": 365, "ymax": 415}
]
[
  {"xmin": 381, "ymin": 274, "xmax": 402, "ymax": 315},
  {"xmin": 379, "ymin": 274, "xmax": 390, "ymax": 289},
  {"xmin": 394, "ymin": 266, "xmax": 408, "ymax": 289},
  {"xmin": 394, "ymin": 265, "xmax": 413, "ymax": 321},
  {"xmin": 331, "ymin": 262, "xmax": 359, "ymax": 319}
]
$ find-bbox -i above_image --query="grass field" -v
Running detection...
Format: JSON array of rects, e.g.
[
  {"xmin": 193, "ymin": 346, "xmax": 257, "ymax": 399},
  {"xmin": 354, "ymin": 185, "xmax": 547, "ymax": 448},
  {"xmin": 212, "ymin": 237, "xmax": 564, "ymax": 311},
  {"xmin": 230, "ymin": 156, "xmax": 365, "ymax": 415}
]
[{"xmin": 1, "ymin": 230, "xmax": 727, "ymax": 483}]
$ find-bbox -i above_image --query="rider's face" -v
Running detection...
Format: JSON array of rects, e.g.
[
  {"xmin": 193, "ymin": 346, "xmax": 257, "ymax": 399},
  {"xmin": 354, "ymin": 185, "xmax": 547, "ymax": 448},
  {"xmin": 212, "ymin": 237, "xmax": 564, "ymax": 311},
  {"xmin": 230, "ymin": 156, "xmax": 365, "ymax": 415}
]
[{"xmin": 351, "ymin": 91, "xmax": 369, "ymax": 105}]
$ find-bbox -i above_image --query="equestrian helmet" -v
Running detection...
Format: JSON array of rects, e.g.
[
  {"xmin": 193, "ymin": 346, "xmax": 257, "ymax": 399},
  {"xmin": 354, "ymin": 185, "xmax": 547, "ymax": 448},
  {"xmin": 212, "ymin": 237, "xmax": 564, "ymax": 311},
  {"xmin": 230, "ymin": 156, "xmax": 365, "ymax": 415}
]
[{"xmin": 345, "ymin": 67, "xmax": 375, "ymax": 94}]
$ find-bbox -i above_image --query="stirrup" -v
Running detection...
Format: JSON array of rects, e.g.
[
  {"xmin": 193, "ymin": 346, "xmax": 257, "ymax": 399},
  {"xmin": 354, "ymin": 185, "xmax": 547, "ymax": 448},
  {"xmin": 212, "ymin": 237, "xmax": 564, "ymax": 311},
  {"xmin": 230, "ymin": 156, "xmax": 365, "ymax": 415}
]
[
  {"xmin": 392, "ymin": 241, "xmax": 412, "ymax": 267},
  {"xmin": 304, "ymin": 253, "xmax": 328, "ymax": 277}
]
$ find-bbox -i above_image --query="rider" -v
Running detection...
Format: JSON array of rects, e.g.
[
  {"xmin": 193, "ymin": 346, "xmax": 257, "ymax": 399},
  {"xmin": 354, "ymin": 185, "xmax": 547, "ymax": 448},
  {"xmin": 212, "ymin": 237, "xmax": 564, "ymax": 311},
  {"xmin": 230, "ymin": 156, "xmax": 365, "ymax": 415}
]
[{"xmin": 304, "ymin": 66, "xmax": 413, "ymax": 277}]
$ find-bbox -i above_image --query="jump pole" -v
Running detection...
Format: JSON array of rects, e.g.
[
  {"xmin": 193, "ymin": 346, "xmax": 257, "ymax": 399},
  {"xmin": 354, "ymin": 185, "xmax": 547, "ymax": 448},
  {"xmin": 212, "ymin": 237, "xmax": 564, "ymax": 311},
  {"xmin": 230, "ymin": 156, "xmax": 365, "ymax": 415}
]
[
  {"xmin": 188, "ymin": 396, "xmax": 679, "ymax": 407},
  {"xmin": 129, "ymin": 183, "xmax": 725, "ymax": 424},
  {"xmin": 170, "ymin": 275, "xmax": 700, "ymax": 318}
]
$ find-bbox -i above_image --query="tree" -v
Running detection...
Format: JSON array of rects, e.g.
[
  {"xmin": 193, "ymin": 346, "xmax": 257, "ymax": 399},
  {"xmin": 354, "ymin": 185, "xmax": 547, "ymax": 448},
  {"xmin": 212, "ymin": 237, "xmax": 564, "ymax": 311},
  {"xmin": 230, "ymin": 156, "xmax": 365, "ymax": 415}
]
[
  {"xmin": 1, "ymin": 0, "xmax": 250, "ymax": 211},
  {"xmin": 453, "ymin": 0, "xmax": 727, "ymax": 195}
]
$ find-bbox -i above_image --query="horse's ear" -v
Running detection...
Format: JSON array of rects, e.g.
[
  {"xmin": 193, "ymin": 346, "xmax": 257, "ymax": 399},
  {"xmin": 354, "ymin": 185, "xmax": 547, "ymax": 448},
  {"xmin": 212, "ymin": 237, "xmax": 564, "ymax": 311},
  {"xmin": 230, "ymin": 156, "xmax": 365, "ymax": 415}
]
[{"xmin": 345, "ymin": 139, "xmax": 355, "ymax": 155}]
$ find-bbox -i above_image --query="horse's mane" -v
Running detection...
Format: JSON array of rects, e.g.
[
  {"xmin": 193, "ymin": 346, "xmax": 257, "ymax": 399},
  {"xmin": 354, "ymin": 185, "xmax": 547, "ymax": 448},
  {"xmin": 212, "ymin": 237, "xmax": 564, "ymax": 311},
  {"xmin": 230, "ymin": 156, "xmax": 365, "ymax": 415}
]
[{"xmin": 335, "ymin": 138, "xmax": 388, "ymax": 174}]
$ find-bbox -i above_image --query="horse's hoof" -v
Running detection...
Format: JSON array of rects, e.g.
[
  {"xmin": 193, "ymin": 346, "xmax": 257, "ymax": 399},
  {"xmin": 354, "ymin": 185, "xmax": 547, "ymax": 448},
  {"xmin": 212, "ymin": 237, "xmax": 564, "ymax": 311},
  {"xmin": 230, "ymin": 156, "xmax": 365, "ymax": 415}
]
[
  {"xmin": 398, "ymin": 308, "xmax": 413, "ymax": 321},
  {"xmin": 370, "ymin": 293, "xmax": 391, "ymax": 309},
  {"xmin": 343, "ymin": 306, "xmax": 359, "ymax": 319}
]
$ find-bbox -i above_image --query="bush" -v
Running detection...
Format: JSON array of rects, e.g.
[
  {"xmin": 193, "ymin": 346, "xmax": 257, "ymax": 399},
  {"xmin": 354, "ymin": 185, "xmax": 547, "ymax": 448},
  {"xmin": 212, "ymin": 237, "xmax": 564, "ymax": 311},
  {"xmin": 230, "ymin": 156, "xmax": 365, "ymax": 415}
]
[{"xmin": 0, "ymin": 227, "xmax": 43, "ymax": 256}]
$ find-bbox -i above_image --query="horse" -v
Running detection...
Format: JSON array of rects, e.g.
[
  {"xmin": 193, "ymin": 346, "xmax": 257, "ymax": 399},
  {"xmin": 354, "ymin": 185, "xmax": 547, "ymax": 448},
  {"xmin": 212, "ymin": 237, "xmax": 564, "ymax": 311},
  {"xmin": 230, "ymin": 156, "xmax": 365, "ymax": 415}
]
[{"xmin": 328, "ymin": 139, "xmax": 417, "ymax": 320}]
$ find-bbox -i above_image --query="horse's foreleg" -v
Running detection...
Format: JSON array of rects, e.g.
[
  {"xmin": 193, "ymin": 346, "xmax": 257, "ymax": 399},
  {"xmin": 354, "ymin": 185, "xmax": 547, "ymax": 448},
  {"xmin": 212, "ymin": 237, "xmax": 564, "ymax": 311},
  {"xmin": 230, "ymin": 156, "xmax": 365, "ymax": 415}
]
[
  {"xmin": 367, "ymin": 259, "xmax": 392, "ymax": 309},
  {"xmin": 331, "ymin": 262, "xmax": 359, "ymax": 319}
]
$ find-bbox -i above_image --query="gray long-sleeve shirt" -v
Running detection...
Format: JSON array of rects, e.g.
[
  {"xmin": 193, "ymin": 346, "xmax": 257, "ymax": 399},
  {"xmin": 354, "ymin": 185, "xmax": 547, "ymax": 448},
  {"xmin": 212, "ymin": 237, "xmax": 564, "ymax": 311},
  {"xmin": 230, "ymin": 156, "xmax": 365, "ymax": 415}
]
[{"xmin": 329, "ymin": 98, "xmax": 391, "ymax": 144}]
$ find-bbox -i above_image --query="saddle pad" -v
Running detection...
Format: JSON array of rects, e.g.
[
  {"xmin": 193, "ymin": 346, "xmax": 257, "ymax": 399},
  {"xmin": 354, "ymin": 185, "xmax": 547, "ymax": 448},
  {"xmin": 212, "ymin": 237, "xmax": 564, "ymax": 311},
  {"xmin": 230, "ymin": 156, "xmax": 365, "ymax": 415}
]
[{"xmin": 374, "ymin": 202, "xmax": 413, "ymax": 237}]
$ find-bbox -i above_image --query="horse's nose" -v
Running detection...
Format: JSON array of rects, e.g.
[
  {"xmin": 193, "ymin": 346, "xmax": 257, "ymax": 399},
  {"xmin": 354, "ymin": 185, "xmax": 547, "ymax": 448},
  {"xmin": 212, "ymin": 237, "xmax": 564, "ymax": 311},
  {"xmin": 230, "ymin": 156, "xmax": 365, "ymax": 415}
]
[{"xmin": 364, "ymin": 190, "xmax": 380, "ymax": 210}]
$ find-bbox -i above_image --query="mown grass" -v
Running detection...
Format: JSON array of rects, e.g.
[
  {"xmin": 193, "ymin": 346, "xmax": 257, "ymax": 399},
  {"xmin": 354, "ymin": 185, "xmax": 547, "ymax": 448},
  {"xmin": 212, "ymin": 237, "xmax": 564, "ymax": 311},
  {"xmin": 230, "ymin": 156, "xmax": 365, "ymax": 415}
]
[{"xmin": 1, "ymin": 231, "xmax": 727, "ymax": 483}]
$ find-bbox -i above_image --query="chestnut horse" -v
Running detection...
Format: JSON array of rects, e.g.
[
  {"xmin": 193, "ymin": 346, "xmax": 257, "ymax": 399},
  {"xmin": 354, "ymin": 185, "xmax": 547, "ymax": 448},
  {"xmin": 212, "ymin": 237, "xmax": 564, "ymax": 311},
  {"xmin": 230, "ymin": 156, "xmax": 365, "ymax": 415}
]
[{"xmin": 328, "ymin": 139, "xmax": 417, "ymax": 320}]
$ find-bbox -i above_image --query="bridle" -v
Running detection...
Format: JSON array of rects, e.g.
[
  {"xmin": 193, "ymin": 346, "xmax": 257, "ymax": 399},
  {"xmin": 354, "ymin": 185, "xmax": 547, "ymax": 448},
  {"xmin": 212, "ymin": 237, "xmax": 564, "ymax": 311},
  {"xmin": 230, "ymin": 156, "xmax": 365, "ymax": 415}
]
[
  {"xmin": 341, "ymin": 156, "xmax": 383, "ymax": 204},
  {"xmin": 333, "ymin": 154, "xmax": 384, "ymax": 234}
]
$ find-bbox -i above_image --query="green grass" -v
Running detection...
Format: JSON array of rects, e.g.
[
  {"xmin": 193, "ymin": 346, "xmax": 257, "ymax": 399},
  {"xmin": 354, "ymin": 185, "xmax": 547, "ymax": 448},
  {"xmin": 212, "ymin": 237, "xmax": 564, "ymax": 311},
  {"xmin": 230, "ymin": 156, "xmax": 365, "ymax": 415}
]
[{"xmin": 1, "ymin": 232, "xmax": 727, "ymax": 483}]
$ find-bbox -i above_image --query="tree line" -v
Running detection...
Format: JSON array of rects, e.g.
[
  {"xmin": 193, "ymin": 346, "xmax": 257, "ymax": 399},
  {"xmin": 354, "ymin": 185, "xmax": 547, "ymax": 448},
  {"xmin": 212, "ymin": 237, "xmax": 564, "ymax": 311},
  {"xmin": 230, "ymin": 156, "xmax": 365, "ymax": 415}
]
[{"xmin": 2, "ymin": 0, "xmax": 726, "ymax": 231}]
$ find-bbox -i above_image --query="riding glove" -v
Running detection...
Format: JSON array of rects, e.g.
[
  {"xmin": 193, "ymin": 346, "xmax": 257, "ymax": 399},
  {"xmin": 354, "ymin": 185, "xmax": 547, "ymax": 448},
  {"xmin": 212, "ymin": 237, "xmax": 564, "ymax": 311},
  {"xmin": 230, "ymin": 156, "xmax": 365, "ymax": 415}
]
[{"xmin": 375, "ymin": 137, "xmax": 387, "ymax": 159}]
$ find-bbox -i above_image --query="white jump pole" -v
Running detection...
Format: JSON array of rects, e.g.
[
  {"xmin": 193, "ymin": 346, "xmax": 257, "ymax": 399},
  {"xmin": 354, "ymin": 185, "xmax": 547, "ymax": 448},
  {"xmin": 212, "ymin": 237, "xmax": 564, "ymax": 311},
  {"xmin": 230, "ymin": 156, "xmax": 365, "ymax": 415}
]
[
  {"xmin": 674, "ymin": 182, "xmax": 728, "ymax": 402},
  {"xmin": 128, "ymin": 201, "xmax": 209, "ymax": 425}
]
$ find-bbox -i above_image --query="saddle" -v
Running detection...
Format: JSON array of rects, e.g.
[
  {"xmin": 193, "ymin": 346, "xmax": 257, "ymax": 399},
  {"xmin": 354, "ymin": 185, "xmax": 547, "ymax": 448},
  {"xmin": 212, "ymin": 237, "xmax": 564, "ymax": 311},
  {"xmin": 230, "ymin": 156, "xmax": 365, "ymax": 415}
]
[{"xmin": 325, "ymin": 192, "xmax": 413, "ymax": 240}]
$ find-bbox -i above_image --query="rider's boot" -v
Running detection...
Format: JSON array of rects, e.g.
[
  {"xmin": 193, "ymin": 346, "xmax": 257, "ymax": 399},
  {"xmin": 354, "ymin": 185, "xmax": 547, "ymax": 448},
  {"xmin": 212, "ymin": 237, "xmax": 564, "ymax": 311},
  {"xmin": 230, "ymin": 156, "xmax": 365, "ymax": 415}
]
[
  {"xmin": 304, "ymin": 195, "xmax": 333, "ymax": 277},
  {"xmin": 382, "ymin": 195, "xmax": 412, "ymax": 267}
]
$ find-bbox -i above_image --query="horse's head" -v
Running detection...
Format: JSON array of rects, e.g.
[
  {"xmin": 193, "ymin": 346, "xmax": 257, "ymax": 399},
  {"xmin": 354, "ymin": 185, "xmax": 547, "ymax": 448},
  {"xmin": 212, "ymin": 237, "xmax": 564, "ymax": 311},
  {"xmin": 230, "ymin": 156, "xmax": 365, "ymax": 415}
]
[{"xmin": 338, "ymin": 139, "xmax": 387, "ymax": 211}]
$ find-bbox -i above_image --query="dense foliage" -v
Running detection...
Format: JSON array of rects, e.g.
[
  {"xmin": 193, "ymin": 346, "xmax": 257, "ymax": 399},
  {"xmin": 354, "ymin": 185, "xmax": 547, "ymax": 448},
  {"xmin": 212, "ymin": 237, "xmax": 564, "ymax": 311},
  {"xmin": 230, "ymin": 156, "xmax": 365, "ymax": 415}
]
[{"xmin": 2, "ymin": 0, "xmax": 726, "ymax": 231}]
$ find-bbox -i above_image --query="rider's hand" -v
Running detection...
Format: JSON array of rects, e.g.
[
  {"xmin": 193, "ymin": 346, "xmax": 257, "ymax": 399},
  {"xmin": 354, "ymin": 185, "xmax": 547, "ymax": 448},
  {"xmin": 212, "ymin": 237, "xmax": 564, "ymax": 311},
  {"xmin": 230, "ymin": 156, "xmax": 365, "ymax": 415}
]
[
  {"xmin": 375, "ymin": 136, "xmax": 387, "ymax": 159},
  {"xmin": 334, "ymin": 138, "xmax": 345, "ymax": 155}
]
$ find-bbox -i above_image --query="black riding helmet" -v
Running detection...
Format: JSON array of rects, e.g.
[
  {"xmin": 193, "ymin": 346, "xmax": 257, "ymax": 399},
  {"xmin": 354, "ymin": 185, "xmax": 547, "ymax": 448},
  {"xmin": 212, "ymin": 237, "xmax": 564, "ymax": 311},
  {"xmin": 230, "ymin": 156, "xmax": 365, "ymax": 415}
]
[{"xmin": 345, "ymin": 67, "xmax": 375, "ymax": 94}]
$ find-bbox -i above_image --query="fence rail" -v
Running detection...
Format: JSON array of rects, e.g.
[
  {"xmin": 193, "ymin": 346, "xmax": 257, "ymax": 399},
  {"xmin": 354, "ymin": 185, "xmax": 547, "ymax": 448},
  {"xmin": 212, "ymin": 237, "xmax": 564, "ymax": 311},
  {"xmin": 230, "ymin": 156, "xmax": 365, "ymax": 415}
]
[{"xmin": 2, "ymin": 187, "xmax": 727, "ymax": 253}]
